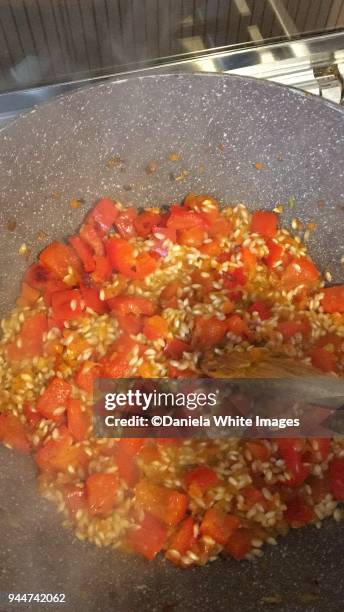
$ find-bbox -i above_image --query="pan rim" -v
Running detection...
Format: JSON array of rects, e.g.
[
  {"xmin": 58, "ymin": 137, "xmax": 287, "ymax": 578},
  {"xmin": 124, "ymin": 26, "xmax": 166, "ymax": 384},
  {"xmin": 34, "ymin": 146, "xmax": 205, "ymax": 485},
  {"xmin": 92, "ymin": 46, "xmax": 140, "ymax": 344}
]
[{"xmin": 1, "ymin": 71, "xmax": 343, "ymax": 138}]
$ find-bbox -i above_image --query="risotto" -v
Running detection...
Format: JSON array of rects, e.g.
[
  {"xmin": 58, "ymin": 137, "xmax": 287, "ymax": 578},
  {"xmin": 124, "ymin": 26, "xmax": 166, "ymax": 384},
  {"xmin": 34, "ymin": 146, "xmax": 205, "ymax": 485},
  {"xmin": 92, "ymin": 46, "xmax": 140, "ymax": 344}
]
[{"xmin": 0, "ymin": 193, "xmax": 343, "ymax": 566}]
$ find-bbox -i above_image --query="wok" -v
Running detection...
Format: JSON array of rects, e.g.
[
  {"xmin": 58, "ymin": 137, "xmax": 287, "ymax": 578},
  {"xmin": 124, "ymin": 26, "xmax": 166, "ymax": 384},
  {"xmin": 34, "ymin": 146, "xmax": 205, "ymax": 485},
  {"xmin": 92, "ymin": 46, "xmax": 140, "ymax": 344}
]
[{"xmin": 0, "ymin": 74, "xmax": 343, "ymax": 612}]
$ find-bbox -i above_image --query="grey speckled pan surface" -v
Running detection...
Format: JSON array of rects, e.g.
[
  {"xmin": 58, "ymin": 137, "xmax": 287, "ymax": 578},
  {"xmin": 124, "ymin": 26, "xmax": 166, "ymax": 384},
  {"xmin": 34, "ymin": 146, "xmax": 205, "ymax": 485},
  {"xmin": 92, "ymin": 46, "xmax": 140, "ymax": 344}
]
[{"xmin": 0, "ymin": 74, "xmax": 343, "ymax": 612}]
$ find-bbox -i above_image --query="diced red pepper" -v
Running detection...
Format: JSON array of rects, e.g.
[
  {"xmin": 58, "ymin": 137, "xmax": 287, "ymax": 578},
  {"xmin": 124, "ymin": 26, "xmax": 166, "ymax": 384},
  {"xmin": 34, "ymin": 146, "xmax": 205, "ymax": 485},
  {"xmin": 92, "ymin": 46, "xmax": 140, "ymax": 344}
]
[
  {"xmin": 152, "ymin": 226, "xmax": 176, "ymax": 244},
  {"xmin": 264, "ymin": 239, "xmax": 291, "ymax": 270},
  {"xmin": 24, "ymin": 262, "xmax": 55, "ymax": 291},
  {"xmin": 164, "ymin": 339, "xmax": 191, "ymax": 360},
  {"xmin": 68, "ymin": 235, "xmax": 96, "ymax": 273},
  {"xmin": 284, "ymin": 496, "xmax": 315, "ymax": 527},
  {"xmin": 51, "ymin": 288, "xmax": 84, "ymax": 321},
  {"xmin": 107, "ymin": 295, "xmax": 156, "ymax": 316},
  {"xmin": 134, "ymin": 211, "xmax": 162, "ymax": 237},
  {"xmin": 143, "ymin": 315, "xmax": 169, "ymax": 340},
  {"xmin": 277, "ymin": 318, "xmax": 311, "ymax": 340},
  {"xmin": 127, "ymin": 513, "xmax": 167, "ymax": 560},
  {"xmin": 80, "ymin": 223, "xmax": 105, "ymax": 256},
  {"xmin": 311, "ymin": 438, "xmax": 330, "ymax": 460},
  {"xmin": 117, "ymin": 313, "xmax": 142, "ymax": 335},
  {"xmin": 226, "ymin": 314, "xmax": 251, "ymax": 338},
  {"xmin": 0, "ymin": 413, "xmax": 30, "ymax": 453},
  {"xmin": 191, "ymin": 316, "xmax": 228, "ymax": 350},
  {"xmin": 106, "ymin": 238, "xmax": 157, "ymax": 279},
  {"xmin": 63, "ymin": 483, "xmax": 86, "ymax": 517},
  {"xmin": 241, "ymin": 485, "xmax": 264, "ymax": 508},
  {"xmin": 35, "ymin": 426, "xmax": 87, "ymax": 472},
  {"xmin": 245, "ymin": 441, "xmax": 270, "ymax": 462},
  {"xmin": 329, "ymin": 457, "xmax": 344, "ymax": 501},
  {"xmin": 321, "ymin": 285, "xmax": 344, "ymax": 313},
  {"xmin": 226, "ymin": 529, "xmax": 254, "ymax": 560},
  {"xmin": 177, "ymin": 226, "xmax": 206, "ymax": 248},
  {"xmin": 99, "ymin": 353, "xmax": 129, "ymax": 378},
  {"xmin": 310, "ymin": 346, "xmax": 338, "ymax": 373},
  {"xmin": 280, "ymin": 257, "xmax": 320, "ymax": 290},
  {"xmin": 251, "ymin": 211, "xmax": 278, "ymax": 238},
  {"xmin": 135, "ymin": 479, "xmax": 188, "ymax": 526},
  {"xmin": 115, "ymin": 448, "xmax": 140, "ymax": 487},
  {"xmin": 75, "ymin": 361, "xmax": 100, "ymax": 395},
  {"xmin": 43, "ymin": 279, "xmax": 67, "ymax": 307},
  {"xmin": 86, "ymin": 472, "xmax": 119, "ymax": 515},
  {"xmin": 308, "ymin": 475, "xmax": 330, "ymax": 503},
  {"xmin": 23, "ymin": 402, "xmax": 41, "ymax": 427},
  {"xmin": 115, "ymin": 207, "xmax": 137, "ymax": 238},
  {"xmin": 80, "ymin": 285, "xmax": 107, "ymax": 314},
  {"xmin": 16, "ymin": 282, "xmax": 40, "ymax": 307},
  {"xmin": 6, "ymin": 313, "xmax": 48, "ymax": 361},
  {"xmin": 91, "ymin": 254, "xmax": 112, "ymax": 284},
  {"xmin": 167, "ymin": 204, "xmax": 205, "ymax": 230},
  {"xmin": 222, "ymin": 267, "xmax": 247, "ymax": 290},
  {"xmin": 117, "ymin": 438, "xmax": 145, "ymax": 457},
  {"xmin": 168, "ymin": 516, "xmax": 196, "ymax": 556},
  {"xmin": 277, "ymin": 438, "xmax": 310, "ymax": 487},
  {"xmin": 37, "ymin": 377, "xmax": 72, "ymax": 422},
  {"xmin": 200, "ymin": 506, "xmax": 240, "ymax": 545},
  {"xmin": 184, "ymin": 466, "xmax": 219, "ymax": 492},
  {"xmin": 86, "ymin": 198, "xmax": 119, "ymax": 232},
  {"xmin": 67, "ymin": 398, "xmax": 91, "ymax": 442},
  {"xmin": 248, "ymin": 302, "xmax": 272, "ymax": 320},
  {"xmin": 39, "ymin": 241, "xmax": 81, "ymax": 280},
  {"xmin": 208, "ymin": 217, "xmax": 232, "ymax": 239},
  {"xmin": 240, "ymin": 247, "xmax": 257, "ymax": 273}
]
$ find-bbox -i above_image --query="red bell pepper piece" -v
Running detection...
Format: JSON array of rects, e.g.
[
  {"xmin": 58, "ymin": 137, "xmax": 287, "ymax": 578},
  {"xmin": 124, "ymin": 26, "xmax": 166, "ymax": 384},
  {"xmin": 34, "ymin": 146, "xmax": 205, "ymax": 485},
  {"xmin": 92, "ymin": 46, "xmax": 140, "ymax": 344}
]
[
  {"xmin": 79, "ymin": 223, "xmax": 105, "ymax": 256},
  {"xmin": 35, "ymin": 426, "xmax": 87, "ymax": 472},
  {"xmin": 24, "ymin": 262, "xmax": 55, "ymax": 291},
  {"xmin": 284, "ymin": 496, "xmax": 315, "ymax": 527},
  {"xmin": 134, "ymin": 211, "xmax": 162, "ymax": 237},
  {"xmin": 86, "ymin": 472, "xmax": 119, "ymax": 515},
  {"xmin": 200, "ymin": 507, "xmax": 240, "ymax": 545},
  {"xmin": 39, "ymin": 241, "xmax": 81, "ymax": 280},
  {"xmin": 143, "ymin": 315, "xmax": 169, "ymax": 340},
  {"xmin": 67, "ymin": 398, "xmax": 91, "ymax": 442},
  {"xmin": 16, "ymin": 282, "xmax": 40, "ymax": 307},
  {"xmin": 63, "ymin": 483, "xmax": 87, "ymax": 517},
  {"xmin": 90, "ymin": 254, "xmax": 112, "ymax": 284},
  {"xmin": 37, "ymin": 377, "xmax": 72, "ymax": 422},
  {"xmin": 177, "ymin": 225, "xmax": 206, "ymax": 248},
  {"xmin": 167, "ymin": 205, "xmax": 205, "ymax": 230},
  {"xmin": 127, "ymin": 513, "xmax": 167, "ymax": 560},
  {"xmin": 164, "ymin": 339, "xmax": 191, "ymax": 360},
  {"xmin": 277, "ymin": 438, "xmax": 310, "ymax": 487},
  {"xmin": 86, "ymin": 198, "xmax": 119, "ymax": 232},
  {"xmin": 51, "ymin": 288, "xmax": 85, "ymax": 321},
  {"xmin": 251, "ymin": 211, "xmax": 278, "ymax": 238},
  {"xmin": 184, "ymin": 466, "xmax": 219, "ymax": 491},
  {"xmin": 226, "ymin": 528, "xmax": 254, "ymax": 560},
  {"xmin": 23, "ymin": 402, "xmax": 41, "ymax": 427},
  {"xmin": 248, "ymin": 301, "xmax": 272, "ymax": 320},
  {"xmin": 222, "ymin": 267, "xmax": 247, "ymax": 290},
  {"xmin": 0, "ymin": 413, "xmax": 30, "ymax": 453},
  {"xmin": 167, "ymin": 516, "xmax": 196, "ymax": 556},
  {"xmin": 321, "ymin": 285, "xmax": 344, "ymax": 313},
  {"xmin": 280, "ymin": 257, "xmax": 320, "ymax": 290},
  {"xmin": 69, "ymin": 235, "xmax": 96, "ymax": 273},
  {"xmin": 107, "ymin": 295, "xmax": 156, "ymax": 316},
  {"xmin": 277, "ymin": 318, "xmax": 311, "ymax": 340},
  {"xmin": 245, "ymin": 441, "xmax": 270, "ymax": 462},
  {"xmin": 191, "ymin": 316, "xmax": 228, "ymax": 350},
  {"xmin": 329, "ymin": 457, "xmax": 344, "ymax": 500},
  {"xmin": 106, "ymin": 237, "xmax": 157, "ymax": 279},
  {"xmin": 264, "ymin": 238, "xmax": 292, "ymax": 270},
  {"xmin": 6, "ymin": 313, "xmax": 48, "ymax": 361},
  {"xmin": 135, "ymin": 479, "xmax": 188, "ymax": 527},
  {"xmin": 115, "ymin": 207, "xmax": 137, "ymax": 238},
  {"xmin": 75, "ymin": 361, "xmax": 100, "ymax": 394},
  {"xmin": 310, "ymin": 346, "xmax": 338, "ymax": 373},
  {"xmin": 80, "ymin": 285, "xmax": 107, "ymax": 314}
]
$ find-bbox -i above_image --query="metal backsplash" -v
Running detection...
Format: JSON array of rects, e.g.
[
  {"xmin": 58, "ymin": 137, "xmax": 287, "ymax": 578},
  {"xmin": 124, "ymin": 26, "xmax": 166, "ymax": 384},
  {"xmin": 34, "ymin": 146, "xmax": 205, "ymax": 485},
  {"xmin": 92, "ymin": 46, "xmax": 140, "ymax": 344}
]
[{"xmin": 0, "ymin": 0, "xmax": 343, "ymax": 91}]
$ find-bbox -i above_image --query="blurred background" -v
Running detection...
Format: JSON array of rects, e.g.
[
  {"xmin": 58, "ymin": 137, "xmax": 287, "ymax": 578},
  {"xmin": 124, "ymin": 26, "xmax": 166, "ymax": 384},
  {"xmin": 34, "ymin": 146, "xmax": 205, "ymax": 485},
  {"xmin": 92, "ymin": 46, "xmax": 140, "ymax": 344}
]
[{"xmin": 0, "ymin": 0, "xmax": 343, "ymax": 92}]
